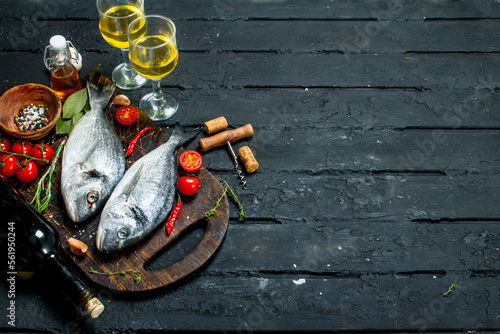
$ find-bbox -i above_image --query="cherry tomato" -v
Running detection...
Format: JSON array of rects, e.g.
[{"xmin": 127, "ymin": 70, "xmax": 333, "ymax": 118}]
[
  {"xmin": 0, "ymin": 137, "xmax": 11, "ymax": 152},
  {"xmin": 115, "ymin": 106, "xmax": 138, "ymax": 125},
  {"xmin": 177, "ymin": 176, "xmax": 200, "ymax": 196},
  {"xmin": 179, "ymin": 150, "xmax": 202, "ymax": 172},
  {"xmin": 30, "ymin": 143, "xmax": 54, "ymax": 165},
  {"xmin": 15, "ymin": 160, "xmax": 38, "ymax": 183},
  {"xmin": 11, "ymin": 140, "xmax": 32, "ymax": 156},
  {"xmin": 0, "ymin": 154, "xmax": 19, "ymax": 177}
]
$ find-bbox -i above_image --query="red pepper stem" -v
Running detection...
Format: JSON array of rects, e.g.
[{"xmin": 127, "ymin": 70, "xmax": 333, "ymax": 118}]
[{"xmin": 0, "ymin": 148, "xmax": 48, "ymax": 163}]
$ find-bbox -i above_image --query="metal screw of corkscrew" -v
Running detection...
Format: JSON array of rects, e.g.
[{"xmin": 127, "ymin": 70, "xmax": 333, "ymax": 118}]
[{"xmin": 226, "ymin": 142, "xmax": 247, "ymax": 189}]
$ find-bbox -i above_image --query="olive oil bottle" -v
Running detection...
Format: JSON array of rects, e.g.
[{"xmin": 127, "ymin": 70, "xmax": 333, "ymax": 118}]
[
  {"xmin": 0, "ymin": 176, "xmax": 104, "ymax": 318},
  {"xmin": 44, "ymin": 35, "xmax": 82, "ymax": 100}
]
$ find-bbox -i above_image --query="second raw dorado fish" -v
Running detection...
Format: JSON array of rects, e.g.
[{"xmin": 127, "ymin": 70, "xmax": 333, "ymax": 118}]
[{"xmin": 96, "ymin": 125, "xmax": 199, "ymax": 252}]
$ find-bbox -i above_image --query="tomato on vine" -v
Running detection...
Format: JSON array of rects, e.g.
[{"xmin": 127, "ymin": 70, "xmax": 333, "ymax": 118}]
[
  {"xmin": 0, "ymin": 154, "xmax": 18, "ymax": 177},
  {"xmin": 30, "ymin": 143, "xmax": 54, "ymax": 165},
  {"xmin": 0, "ymin": 137, "xmax": 11, "ymax": 151},
  {"xmin": 15, "ymin": 160, "xmax": 38, "ymax": 183},
  {"xmin": 11, "ymin": 140, "xmax": 32, "ymax": 156}
]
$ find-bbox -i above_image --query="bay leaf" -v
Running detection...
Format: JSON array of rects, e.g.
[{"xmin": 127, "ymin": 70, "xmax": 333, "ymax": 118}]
[
  {"xmin": 72, "ymin": 111, "xmax": 84, "ymax": 125},
  {"xmin": 63, "ymin": 88, "xmax": 88, "ymax": 119},
  {"xmin": 56, "ymin": 116, "xmax": 72, "ymax": 134},
  {"xmin": 68, "ymin": 111, "xmax": 84, "ymax": 134}
]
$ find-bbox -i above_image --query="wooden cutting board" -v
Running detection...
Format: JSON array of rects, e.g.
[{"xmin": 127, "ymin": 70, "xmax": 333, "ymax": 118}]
[{"xmin": 16, "ymin": 73, "xmax": 229, "ymax": 292}]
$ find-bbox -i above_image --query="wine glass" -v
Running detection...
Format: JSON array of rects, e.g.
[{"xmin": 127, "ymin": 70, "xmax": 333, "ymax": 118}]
[
  {"xmin": 97, "ymin": 0, "xmax": 148, "ymax": 90},
  {"xmin": 127, "ymin": 15, "xmax": 179, "ymax": 121}
]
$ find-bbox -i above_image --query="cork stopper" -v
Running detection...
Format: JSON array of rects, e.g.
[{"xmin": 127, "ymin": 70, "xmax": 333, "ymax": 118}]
[
  {"xmin": 238, "ymin": 146, "xmax": 259, "ymax": 173},
  {"xmin": 204, "ymin": 116, "xmax": 228, "ymax": 134},
  {"xmin": 85, "ymin": 297, "xmax": 105, "ymax": 318}
]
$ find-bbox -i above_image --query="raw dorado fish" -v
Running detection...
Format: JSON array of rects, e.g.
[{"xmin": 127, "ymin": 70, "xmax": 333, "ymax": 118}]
[
  {"xmin": 61, "ymin": 81, "xmax": 125, "ymax": 223},
  {"xmin": 96, "ymin": 125, "xmax": 200, "ymax": 252}
]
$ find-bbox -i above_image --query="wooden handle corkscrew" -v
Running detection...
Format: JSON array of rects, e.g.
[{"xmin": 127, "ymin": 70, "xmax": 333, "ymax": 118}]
[{"xmin": 198, "ymin": 124, "xmax": 254, "ymax": 152}]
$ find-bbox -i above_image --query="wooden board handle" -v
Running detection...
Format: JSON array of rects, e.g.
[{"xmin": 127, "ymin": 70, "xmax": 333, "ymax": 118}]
[{"xmin": 199, "ymin": 124, "xmax": 254, "ymax": 151}]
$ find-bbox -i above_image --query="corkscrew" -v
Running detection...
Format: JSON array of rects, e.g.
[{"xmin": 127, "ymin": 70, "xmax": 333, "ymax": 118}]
[
  {"xmin": 199, "ymin": 122, "xmax": 256, "ymax": 189},
  {"xmin": 226, "ymin": 141, "xmax": 247, "ymax": 189}
]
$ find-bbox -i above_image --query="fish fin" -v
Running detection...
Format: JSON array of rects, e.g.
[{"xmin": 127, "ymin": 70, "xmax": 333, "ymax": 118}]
[
  {"xmin": 87, "ymin": 80, "xmax": 116, "ymax": 112},
  {"xmin": 169, "ymin": 123, "xmax": 202, "ymax": 147}
]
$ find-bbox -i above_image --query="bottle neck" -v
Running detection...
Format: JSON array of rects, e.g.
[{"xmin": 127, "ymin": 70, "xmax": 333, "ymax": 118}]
[
  {"xmin": 45, "ymin": 253, "xmax": 104, "ymax": 318},
  {"xmin": 50, "ymin": 46, "xmax": 71, "ymax": 66}
]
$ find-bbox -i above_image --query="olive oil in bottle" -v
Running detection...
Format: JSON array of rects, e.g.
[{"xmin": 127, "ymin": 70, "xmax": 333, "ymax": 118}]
[
  {"xmin": 0, "ymin": 176, "xmax": 104, "ymax": 318},
  {"xmin": 44, "ymin": 35, "xmax": 82, "ymax": 100}
]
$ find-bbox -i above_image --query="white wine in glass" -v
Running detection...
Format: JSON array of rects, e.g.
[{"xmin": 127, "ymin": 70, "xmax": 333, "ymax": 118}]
[
  {"xmin": 97, "ymin": 0, "xmax": 148, "ymax": 90},
  {"xmin": 128, "ymin": 15, "xmax": 179, "ymax": 121}
]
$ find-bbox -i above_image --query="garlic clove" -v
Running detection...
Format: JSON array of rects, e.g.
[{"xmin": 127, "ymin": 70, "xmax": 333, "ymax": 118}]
[
  {"xmin": 112, "ymin": 94, "xmax": 131, "ymax": 106},
  {"xmin": 67, "ymin": 237, "xmax": 88, "ymax": 255}
]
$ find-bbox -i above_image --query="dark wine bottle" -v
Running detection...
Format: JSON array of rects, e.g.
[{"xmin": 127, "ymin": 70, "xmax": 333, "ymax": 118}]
[{"xmin": 0, "ymin": 176, "xmax": 104, "ymax": 318}]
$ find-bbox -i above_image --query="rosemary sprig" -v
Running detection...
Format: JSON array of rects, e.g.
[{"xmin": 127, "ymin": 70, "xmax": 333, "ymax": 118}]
[
  {"xmin": 205, "ymin": 179, "xmax": 245, "ymax": 222},
  {"xmin": 89, "ymin": 267, "xmax": 142, "ymax": 284},
  {"xmin": 441, "ymin": 283, "xmax": 455, "ymax": 297},
  {"xmin": 30, "ymin": 139, "xmax": 66, "ymax": 212}
]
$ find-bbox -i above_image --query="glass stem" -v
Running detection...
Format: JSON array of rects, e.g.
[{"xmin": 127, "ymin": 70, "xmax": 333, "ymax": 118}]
[
  {"xmin": 120, "ymin": 49, "xmax": 133, "ymax": 71},
  {"xmin": 151, "ymin": 79, "xmax": 162, "ymax": 100}
]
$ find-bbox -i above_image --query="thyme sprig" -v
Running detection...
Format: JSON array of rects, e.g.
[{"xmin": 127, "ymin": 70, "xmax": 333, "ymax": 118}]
[
  {"xmin": 441, "ymin": 283, "xmax": 455, "ymax": 297},
  {"xmin": 89, "ymin": 267, "xmax": 142, "ymax": 284},
  {"xmin": 205, "ymin": 179, "xmax": 245, "ymax": 222},
  {"xmin": 30, "ymin": 139, "xmax": 66, "ymax": 212}
]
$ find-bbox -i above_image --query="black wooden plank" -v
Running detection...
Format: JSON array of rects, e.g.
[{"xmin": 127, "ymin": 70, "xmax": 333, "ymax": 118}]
[
  {"xmin": 2, "ymin": 20, "xmax": 500, "ymax": 53},
  {"xmin": 210, "ymin": 53, "xmax": 499, "ymax": 89},
  {"xmin": 0, "ymin": 0, "xmax": 499, "ymax": 21},
  {"xmin": 1, "ymin": 52, "xmax": 498, "ymax": 90},
  {"xmin": 1, "ymin": 274, "xmax": 498, "ymax": 332},
  {"xmin": 213, "ymin": 173, "xmax": 500, "ymax": 222},
  {"xmin": 147, "ymin": 221, "xmax": 500, "ymax": 273},
  {"xmin": 196, "ymin": 128, "xmax": 500, "ymax": 176}
]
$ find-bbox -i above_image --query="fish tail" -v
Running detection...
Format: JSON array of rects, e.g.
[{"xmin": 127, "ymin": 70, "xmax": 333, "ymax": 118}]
[
  {"xmin": 170, "ymin": 123, "xmax": 201, "ymax": 147},
  {"xmin": 87, "ymin": 80, "xmax": 116, "ymax": 112}
]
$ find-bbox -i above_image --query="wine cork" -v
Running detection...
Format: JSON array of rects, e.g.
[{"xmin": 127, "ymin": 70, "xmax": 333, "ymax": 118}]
[
  {"xmin": 204, "ymin": 116, "xmax": 228, "ymax": 134},
  {"xmin": 238, "ymin": 146, "xmax": 259, "ymax": 173},
  {"xmin": 85, "ymin": 297, "xmax": 105, "ymax": 318}
]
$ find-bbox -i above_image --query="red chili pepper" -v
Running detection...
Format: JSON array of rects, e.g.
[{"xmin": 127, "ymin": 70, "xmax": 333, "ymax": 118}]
[
  {"xmin": 166, "ymin": 192, "xmax": 182, "ymax": 235},
  {"xmin": 126, "ymin": 127, "xmax": 154, "ymax": 157}
]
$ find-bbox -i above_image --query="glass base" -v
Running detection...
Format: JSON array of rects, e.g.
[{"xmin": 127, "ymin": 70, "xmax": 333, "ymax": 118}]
[
  {"xmin": 139, "ymin": 90, "xmax": 179, "ymax": 121},
  {"xmin": 112, "ymin": 63, "xmax": 148, "ymax": 90}
]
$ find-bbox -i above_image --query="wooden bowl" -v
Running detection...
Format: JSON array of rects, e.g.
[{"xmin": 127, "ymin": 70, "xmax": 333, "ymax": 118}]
[{"xmin": 0, "ymin": 84, "xmax": 62, "ymax": 140}]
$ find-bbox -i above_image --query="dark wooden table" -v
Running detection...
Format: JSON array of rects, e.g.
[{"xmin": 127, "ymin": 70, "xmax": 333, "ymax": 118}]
[{"xmin": 1, "ymin": 0, "xmax": 500, "ymax": 333}]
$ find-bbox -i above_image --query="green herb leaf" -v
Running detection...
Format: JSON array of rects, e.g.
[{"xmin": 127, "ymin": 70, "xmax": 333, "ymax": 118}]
[
  {"xmin": 63, "ymin": 87, "xmax": 88, "ymax": 119},
  {"xmin": 89, "ymin": 267, "xmax": 142, "ymax": 284},
  {"xmin": 68, "ymin": 111, "xmax": 85, "ymax": 134},
  {"xmin": 56, "ymin": 116, "xmax": 72, "ymax": 135},
  {"xmin": 30, "ymin": 140, "xmax": 66, "ymax": 212}
]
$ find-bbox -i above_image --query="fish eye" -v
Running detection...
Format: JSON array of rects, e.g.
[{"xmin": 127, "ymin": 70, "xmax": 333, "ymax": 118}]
[
  {"xmin": 118, "ymin": 228, "xmax": 129, "ymax": 239},
  {"xmin": 87, "ymin": 191, "xmax": 99, "ymax": 205}
]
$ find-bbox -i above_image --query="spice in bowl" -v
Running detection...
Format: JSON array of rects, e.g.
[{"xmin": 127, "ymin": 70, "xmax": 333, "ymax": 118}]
[{"xmin": 14, "ymin": 103, "xmax": 50, "ymax": 133}]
